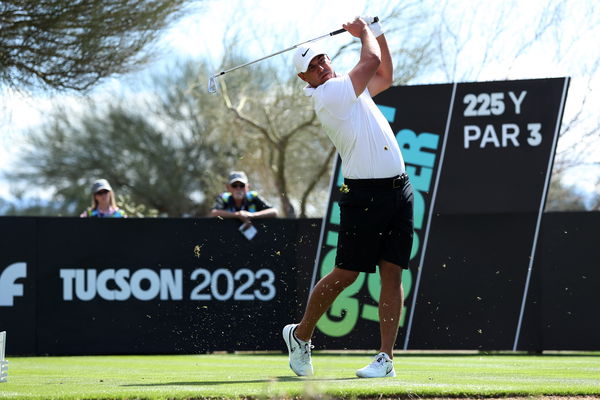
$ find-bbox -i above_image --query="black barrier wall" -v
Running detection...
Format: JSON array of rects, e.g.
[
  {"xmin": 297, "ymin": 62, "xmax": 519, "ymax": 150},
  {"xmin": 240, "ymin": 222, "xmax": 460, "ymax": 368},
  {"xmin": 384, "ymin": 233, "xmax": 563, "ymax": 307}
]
[
  {"xmin": 518, "ymin": 212, "xmax": 600, "ymax": 350},
  {"xmin": 0, "ymin": 217, "xmax": 320, "ymax": 355},
  {"xmin": 0, "ymin": 214, "xmax": 598, "ymax": 355}
]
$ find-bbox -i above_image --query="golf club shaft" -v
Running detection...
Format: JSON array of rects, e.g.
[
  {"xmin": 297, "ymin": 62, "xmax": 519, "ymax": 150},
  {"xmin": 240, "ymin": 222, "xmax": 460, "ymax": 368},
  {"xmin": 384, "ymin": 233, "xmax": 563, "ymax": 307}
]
[{"xmin": 212, "ymin": 17, "xmax": 379, "ymax": 78}]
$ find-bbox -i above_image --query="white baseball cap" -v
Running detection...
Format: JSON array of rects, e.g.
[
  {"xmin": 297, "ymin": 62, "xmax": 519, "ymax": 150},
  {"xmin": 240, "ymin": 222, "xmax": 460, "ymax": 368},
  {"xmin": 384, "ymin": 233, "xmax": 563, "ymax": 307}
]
[
  {"xmin": 91, "ymin": 179, "xmax": 112, "ymax": 194},
  {"xmin": 293, "ymin": 43, "xmax": 327, "ymax": 74},
  {"xmin": 228, "ymin": 171, "xmax": 248, "ymax": 185}
]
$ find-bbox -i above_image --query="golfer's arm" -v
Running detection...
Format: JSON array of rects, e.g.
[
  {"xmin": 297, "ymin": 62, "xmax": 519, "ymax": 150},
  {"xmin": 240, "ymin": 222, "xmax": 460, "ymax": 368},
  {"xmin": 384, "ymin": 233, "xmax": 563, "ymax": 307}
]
[
  {"xmin": 367, "ymin": 34, "xmax": 393, "ymax": 97},
  {"xmin": 348, "ymin": 27, "xmax": 381, "ymax": 97}
]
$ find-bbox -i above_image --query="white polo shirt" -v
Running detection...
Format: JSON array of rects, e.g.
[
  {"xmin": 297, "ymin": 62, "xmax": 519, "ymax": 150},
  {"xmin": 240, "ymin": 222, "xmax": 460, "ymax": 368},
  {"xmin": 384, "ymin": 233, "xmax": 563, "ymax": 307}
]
[{"xmin": 304, "ymin": 74, "xmax": 405, "ymax": 179}]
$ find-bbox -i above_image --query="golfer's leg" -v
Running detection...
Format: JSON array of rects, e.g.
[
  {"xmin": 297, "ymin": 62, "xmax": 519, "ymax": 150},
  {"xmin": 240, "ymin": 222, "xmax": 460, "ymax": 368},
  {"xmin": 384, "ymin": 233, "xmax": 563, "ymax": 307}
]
[
  {"xmin": 377, "ymin": 259, "xmax": 404, "ymax": 358},
  {"xmin": 295, "ymin": 268, "xmax": 359, "ymax": 341}
]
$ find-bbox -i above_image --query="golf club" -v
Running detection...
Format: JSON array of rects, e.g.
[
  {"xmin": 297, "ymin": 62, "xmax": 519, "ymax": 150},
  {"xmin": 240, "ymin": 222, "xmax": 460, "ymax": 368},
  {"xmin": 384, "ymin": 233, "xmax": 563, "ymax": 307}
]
[{"xmin": 207, "ymin": 17, "xmax": 379, "ymax": 94}]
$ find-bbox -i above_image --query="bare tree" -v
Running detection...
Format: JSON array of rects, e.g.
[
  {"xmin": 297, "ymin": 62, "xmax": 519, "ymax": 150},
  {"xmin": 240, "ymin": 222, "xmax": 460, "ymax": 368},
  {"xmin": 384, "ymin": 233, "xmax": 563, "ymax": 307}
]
[
  {"xmin": 207, "ymin": 1, "xmax": 437, "ymax": 217},
  {"xmin": 219, "ymin": 77, "xmax": 331, "ymax": 217},
  {"xmin": 6, "ymin": 61, "xmax": 237, "ymax": 217},
  {"xmin": 545, "ymin": 172, "xmax": 587, "ymax": 211}
]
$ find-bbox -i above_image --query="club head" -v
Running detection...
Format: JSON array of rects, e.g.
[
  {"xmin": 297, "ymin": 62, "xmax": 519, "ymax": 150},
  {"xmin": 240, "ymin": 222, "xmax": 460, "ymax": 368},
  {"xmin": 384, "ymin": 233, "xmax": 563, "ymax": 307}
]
[{"xmin": 208, "ymin": 76, "xmax": 218, "ymax": 94}]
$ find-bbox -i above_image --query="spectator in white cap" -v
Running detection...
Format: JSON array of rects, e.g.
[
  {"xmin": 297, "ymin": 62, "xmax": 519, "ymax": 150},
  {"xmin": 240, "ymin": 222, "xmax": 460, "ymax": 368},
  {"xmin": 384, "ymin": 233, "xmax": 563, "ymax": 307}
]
[
  {"xmin": 80, "ymin": 179, "xmax": 126, "ymax": 218},
  {"xmin": 210, "ymin": 171, "xmax": 277, "ymax": 224}
]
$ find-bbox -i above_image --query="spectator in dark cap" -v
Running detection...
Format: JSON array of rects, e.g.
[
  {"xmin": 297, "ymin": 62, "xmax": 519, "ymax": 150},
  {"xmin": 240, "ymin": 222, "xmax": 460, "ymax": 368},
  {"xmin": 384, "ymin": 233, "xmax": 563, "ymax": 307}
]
[
  {"xmin": 80, "ymin": 179, "xmax": 126, "ymax": 218},
  {"xmin": 211, "ymin": 171, "xmax": 277, "ymax": 224}
]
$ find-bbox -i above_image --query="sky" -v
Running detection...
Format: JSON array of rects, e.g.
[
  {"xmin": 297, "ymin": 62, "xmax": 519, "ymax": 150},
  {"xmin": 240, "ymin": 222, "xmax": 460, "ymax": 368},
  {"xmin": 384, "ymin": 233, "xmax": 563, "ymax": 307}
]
[{"xmin": 1, "ymin": 0, "xmax": 599, "ymax": 204}]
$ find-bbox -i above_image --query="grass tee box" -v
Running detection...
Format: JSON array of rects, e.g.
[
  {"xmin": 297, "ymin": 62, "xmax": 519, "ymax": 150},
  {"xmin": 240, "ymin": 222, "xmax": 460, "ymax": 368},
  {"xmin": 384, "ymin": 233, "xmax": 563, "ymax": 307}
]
[{"xmin": 0, "ymin": 353, "xmax": 599, "ymax": 400}]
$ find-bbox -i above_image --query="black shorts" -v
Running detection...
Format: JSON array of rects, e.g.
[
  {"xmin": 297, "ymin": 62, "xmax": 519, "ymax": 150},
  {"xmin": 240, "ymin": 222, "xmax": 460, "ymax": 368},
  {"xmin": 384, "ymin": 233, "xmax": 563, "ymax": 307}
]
[{"xmin": 335, "ymin": 173, "xmax": 414, "ymax": 273}]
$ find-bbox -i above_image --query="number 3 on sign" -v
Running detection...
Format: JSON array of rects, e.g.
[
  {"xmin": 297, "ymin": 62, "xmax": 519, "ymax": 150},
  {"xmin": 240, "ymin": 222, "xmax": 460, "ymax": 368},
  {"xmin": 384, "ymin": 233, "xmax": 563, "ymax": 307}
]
[{"xmin": 527, "ymin": 123, "xmax": 542, "ymax": 146}]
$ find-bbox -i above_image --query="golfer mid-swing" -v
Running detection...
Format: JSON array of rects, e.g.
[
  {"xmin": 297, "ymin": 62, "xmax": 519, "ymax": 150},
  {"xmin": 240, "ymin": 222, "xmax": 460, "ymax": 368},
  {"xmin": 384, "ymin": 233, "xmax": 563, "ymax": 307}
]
[{"xmin": 283, "ymin": 17, "xmax": 414, "ymax": 378}]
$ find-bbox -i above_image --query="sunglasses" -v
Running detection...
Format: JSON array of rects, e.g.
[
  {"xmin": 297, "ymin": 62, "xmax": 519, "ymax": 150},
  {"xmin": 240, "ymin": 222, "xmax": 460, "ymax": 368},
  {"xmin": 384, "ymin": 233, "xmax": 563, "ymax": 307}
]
[
  {"xmin": 231, "ymin": 182, "xmax": 246, "ymax": 189},
  {"xmin": 96, "ymin": 190, "xmax": 110, "ymax": 195}
]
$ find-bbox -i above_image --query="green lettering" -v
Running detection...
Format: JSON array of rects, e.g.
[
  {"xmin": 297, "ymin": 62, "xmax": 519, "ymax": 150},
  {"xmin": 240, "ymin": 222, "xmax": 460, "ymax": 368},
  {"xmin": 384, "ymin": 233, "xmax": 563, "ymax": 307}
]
[
  {"xmin": 411, "ymin": 232, "xmax": 420, "ymax": 260},
  {"xmin": 325, "ymin": 231, "xmax": 338, "ymax": 247},
  {"xmin": 330, "ymin": 202, "xmax": 340, "ymax": 226},
  {"xmin": 397, "ymin": 129, "xmax": 439, "ymax": 167},
  {"xmin": 406, "ymin": 165, "xmax": 433, "ymax": 193}
]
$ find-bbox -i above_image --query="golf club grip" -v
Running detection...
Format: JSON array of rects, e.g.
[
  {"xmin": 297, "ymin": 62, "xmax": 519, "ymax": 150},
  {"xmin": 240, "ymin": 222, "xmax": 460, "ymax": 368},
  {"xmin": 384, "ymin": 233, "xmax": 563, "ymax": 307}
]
[
  {"xmin": 330, "ymin": 16, "xmax": 379, "ymax": 36},
  {"xmin": 330, "ymin": 28, "xmax": 346, "ymax": 36}
]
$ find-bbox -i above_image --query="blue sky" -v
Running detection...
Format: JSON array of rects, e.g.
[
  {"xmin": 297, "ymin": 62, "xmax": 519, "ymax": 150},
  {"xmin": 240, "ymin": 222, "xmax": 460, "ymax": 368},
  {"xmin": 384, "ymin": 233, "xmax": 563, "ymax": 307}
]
[{"xmin": 1, "ymin": 0, "xmax": 598, "ymax": 203}]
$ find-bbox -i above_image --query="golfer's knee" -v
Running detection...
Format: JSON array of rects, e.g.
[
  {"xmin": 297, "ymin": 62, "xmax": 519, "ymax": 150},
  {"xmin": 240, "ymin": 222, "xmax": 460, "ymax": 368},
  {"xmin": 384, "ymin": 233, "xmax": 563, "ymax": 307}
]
[{"xmin": 378, "ymin": 261, "xmax": 402, "ymax": 288}]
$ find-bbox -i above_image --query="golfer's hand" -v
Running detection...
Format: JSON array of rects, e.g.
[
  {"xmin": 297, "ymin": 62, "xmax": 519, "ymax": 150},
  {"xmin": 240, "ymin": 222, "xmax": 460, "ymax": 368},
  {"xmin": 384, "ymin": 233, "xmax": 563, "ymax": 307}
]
[
  {"xmin": 343, "ymin": 17, "xmax": 369, "ymax": 38},
  {"xmin": 362, "ymin": 15, "xmax": 384, "ymax": 37}
]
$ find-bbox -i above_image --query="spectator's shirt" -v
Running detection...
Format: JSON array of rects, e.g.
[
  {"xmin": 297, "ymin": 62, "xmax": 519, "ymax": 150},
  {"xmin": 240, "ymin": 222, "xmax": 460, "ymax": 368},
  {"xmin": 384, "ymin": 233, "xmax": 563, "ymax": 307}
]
[
  {"xmin": 84, "ymin": 207, "xmax": 126, "ymax": 218},
  {"xmin": 213, "ymin": 191, "xmax": 272, "ymax": 213}
]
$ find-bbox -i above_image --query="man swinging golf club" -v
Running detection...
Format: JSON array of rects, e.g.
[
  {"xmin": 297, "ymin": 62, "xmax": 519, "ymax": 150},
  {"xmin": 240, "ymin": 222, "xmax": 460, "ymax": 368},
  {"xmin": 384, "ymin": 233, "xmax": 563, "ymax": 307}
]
[{"xmin": 283, "ymin": 17, "xmax": 414, "ymax": 378}]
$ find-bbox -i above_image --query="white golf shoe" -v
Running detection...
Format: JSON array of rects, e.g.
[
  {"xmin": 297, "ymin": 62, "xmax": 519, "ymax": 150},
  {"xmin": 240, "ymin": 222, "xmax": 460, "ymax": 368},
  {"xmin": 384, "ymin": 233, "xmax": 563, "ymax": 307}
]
[
  {"xmin": 356, "ymin": 352, "xmax": 396, "ymax": 378},
  {"xmin": 282, "ymin": 324, "xmax": 314, "ymax": 376}
]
